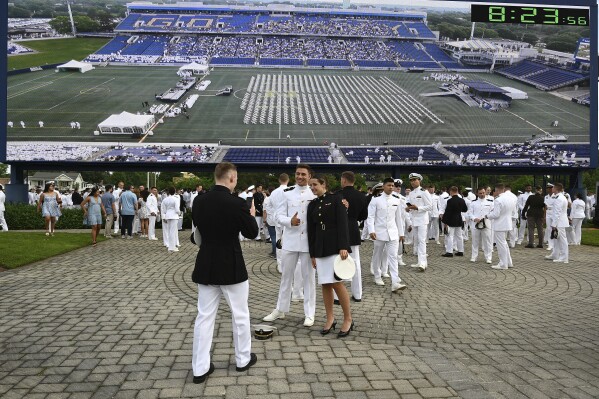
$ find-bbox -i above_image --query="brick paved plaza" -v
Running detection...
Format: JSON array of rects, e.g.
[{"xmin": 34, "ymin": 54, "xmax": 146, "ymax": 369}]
[{"xmin": 1, "ymin": 236, "xmax": 598, "ymax": 399}]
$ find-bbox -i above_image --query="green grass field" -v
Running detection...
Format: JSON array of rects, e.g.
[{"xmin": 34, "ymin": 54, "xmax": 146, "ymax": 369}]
[
  {"xmin": 0, "ymin": 232, "xmax": 106, "ymax": 269},
  {"xmin": 8, "ymin": 38, "xmax": 110, "ymax": 71},
  {"xmin": 7, "ymin": 65, "xmax": 590, "ymax": 147}
]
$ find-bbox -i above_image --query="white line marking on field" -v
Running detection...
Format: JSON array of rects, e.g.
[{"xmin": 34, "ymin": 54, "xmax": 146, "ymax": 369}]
[{"xmin": 46, "ymin": 78, "xmax": 115, "ymax": 111}]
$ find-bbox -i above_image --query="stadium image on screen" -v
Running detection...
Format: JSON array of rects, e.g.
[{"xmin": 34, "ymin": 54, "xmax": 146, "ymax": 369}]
[{"xmin": 4, "ymin": 0, "xmax": 595, "ymax": 168}]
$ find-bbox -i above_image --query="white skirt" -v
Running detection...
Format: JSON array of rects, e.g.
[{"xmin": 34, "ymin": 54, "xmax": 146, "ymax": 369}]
[{"xmin": 316, "ymin": 254, "xmax": 348, "ymax": 285}]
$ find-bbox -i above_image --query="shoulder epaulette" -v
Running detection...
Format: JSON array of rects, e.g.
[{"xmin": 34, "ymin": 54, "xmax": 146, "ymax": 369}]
[
  {"xmin": 472, "ymin": 198, "xmax": 478, "ymax": 202},
  {"xmin": 392, "ymin": 194, "xmax": 399, "ymax": 198},
  {"xmin": 374, "ymin": 193, "xmax": 381, "ymax": 197},
  {"xmin": 284, "ymin": 186, "xmax": 295, "ymax": 192},
  {"xmin": 486, "ymin": 198, "xmax": 493, "ymax": 202}
]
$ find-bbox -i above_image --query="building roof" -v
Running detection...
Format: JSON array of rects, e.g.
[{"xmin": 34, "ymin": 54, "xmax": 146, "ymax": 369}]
[
  {"xmin": 29, "ymin": 172, "xmax": 82, "ymax": 181},
  {"xmin": 462, "ymin": 81, "xmax": 507, "ymax": 94}
]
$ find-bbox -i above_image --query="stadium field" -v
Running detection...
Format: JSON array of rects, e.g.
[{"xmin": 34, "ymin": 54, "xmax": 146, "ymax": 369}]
[{"xmin": 7, "ymin": 66, "xmax": 590, "ymax": 146}]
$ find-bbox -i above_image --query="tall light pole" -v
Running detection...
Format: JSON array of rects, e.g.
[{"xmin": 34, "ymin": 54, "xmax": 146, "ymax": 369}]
[{"xmin": 66, "ymin": 0, "xmax": 77, "ymax": 36}]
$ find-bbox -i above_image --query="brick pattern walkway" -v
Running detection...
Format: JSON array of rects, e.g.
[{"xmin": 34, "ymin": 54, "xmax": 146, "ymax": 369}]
[{"xmin": 1, "ymin": 234, "xmax": 598, "ymax": 398}]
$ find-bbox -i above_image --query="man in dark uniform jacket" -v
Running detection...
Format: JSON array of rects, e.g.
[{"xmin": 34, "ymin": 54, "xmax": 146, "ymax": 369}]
[
  {"xmin": 441, "ymin": 186, "xmax": 468, "ymax": 257},
  {"xmin": 522, "ymin": 186, "xmax": 546, "ymax": 248},
  {"xmin": 190, "ymin": 162, "xmax": 259, "ymax": 384},
  {"xmin": 336, "ymin": 171, "xmax": 368, "ymax": 302}
]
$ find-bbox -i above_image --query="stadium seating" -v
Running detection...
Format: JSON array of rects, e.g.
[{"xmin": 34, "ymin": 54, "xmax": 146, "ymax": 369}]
[
  {"xmin": 423, "ymin": 43, "xmax": 453, "ymax": 62},
  {"xmin": 7, "ymin": 42, "xmax": 33, "ymax": 55},
  {"xmin": 223, "ymin": 147, "xmax": 330, "ymax": 163},
  {"xmin": 354, "ymin": 60, "xmax": 397, "ymax": 68},
  {"xmin": 341, "ymin": 146, "xmax": 447, "ymax": 163},
  {"xmin": 497, "ymin": 60, "xmax": 587, "ymax": 90},
  {"xmin": 259, "ymin": 58, "xmax": 303, "ymax": 67}
]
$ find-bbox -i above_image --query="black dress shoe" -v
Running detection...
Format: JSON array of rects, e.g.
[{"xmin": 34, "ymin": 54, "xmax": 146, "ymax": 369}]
[
  {"xmin": 236, "ymin": 353, "xmax": 257, "ymax": 372},
  {"xmin": 536, "ymin": 244, "xmax": 544, "ymax": 248},
  {"xmin": 351, "ymin": 296, "xmax": 362, "ymax": 302},
  {"xmin": 455, "ymin": 252, "xmax": 464, "ymax": 257},
  {"xmin": 337, "ymin": 321, "xmax": 354, "ymax": 338},
  {"xmin": 320, "ymin": 320, "xmax": 337, "ymax": 335},
  {"xmin": 525, "ymin": 244, "xmax": 535, "ymax": 248},
  {"xmin": 333, "ymin": 299, "xmax": 340, "ymax": 305},
  {"xmin": 441, "ymin": 253, "xmax": 453, "ymax": 257},
  {"xmin": 193, "ymin": 363, "xmax": 215, "ymax": 384}
]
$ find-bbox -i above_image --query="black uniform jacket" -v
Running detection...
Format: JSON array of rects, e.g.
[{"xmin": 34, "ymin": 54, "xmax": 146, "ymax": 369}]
[
  {"xmin": 191, "ymin": 185, "xmax": 259, "ymax": 285},
  {"xmin": 442, "ymin": 195, "xmax": 468, "ymax": 227},
  {"xmin": 340, "ymin": 186, "xmax": 368, "ymax": 246},
  {"xmin": 522, "ymin": 193, "xmax": 546, "ymax": 219},
  {"xmin": 307, "ymin": 193, "xmax": 351, "ymax": 258}
]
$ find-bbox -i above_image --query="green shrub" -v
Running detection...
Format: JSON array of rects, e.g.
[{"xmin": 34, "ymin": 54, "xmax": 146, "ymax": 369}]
[{"xmin": 4, "ymin": 203, "xmax": 194, "ymax": 230}]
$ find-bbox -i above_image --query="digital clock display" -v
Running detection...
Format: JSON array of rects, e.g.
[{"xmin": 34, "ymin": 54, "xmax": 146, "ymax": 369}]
[{"xmin": 471, "ymin": 4, "xmax": 589, "ymax": 26}]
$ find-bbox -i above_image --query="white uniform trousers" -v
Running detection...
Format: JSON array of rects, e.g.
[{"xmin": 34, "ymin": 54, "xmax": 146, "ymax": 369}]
[
  {"xmin": 471, "ymin": 226, "xmax": 493, "ymax": 262},
  {"xmin": 462, "ymin": 220, "xmax": 470, "ymax": 241},
  {"xmin": 361, "ymin": 224, "xmax": 369, "ymax": 240},
  {"xmin": 494, "ymin": 231, "xmax": 512, "ymax": 268},
  {"xmin": 113, "ymin": 212, "xmax": 120, "ymax": 234},
  {"xmin": 571, "ymin": 218, "xmax": 583, "ymax": 245},
  {"xmin": 372, "ymin": 240, "xmax": 400, "ymax": 285},
  {"xmin": 254, "ymin": 216, "xmax": 262, "ymax": 239},
  {"xmin": 428, "ymin": 217, "xmax": 439, "ymax": 241},
  {"xmin": 566, "ymin": 226, "xmax": 576, "ymax": 245},
  {"xmin": 192, "ymin": 280, "xmax": 251, "ymax": 376},
  {"xmin": 275, "ymin": 226, "xmax": 283, "ymax": 271},
  {"xmin": 0, "ymin": 211, "xmax": 7, "ymax": 231},
  {"xmin": 412, "ymin": 225, "xmax": 428, "ymax": 266},
  {"xmin": 334, "ymin": 245, "xmax": 362, "ymax": 301},
  {"xmin": 544, "ymin": 216, "xmax": 553, "ymax": 249},
  {"xmin": 517, "ymin": 218, "xmax": 527, "ymax": 242},
  {"xmin": 508, "ymin": 219, "xmax": 518, "ymax": 246},
  {"xmin": 276, "ymin": 250, "xmax": 315, "ymax": 318},
  {"xmin": 163, "ymin": 219, "xmax": 178, "ymax": 251},
  {"xmin": 177, "ymin": 216, "xmax": 183, "ymax": 231},
  {"xmin": 133, "ymin": 215, "xmax": 140, "ymax": 234},
  {"xmin": 445, "ymin": 226, "xmax": 463, "ymax": 253},
  {"xmin": 148, "ymin": 215, "xmax": 157, "ymax": 239},
  {"xmin": 550, "ymin": 227, "xmax": 569, "ymax": 262}
]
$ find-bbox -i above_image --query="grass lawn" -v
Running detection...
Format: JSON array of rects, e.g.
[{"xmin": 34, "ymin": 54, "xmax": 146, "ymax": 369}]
[
  {"xmin": 581, "ymin": 228, "xmax": 599, "ymax": 247},
  {"xmin": 0, "ymin": 232, "xmax": 106, "ymax": 269},
  {"xmin": 8, "ymin": 38, "xmax": 110, "ymax": 71}
]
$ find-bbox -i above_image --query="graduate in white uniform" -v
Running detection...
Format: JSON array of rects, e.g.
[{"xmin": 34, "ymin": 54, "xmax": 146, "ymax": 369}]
[
  {"xmin": 367, "ymin": 178, "xmax": 407, "ymax": 292},
  {"xmin": 467, "ymin": 187, "xmax": 494, "ymax": 264},
  {"xmin": 517, "ymin": 185, "xmax": 533, "ymax": 244},
  {"xmin": 487, "ymin": 183, "xmax": 517, "ymax": 270},
  {"xmin": 161, "ymin": 187, "xmax": 181, "ymax": 252},
  {"xmin": 504, "ymin": 185, "xmax": 519, "ymax": 248},
  {"xmin": 0, "ymin": 185, "xmax": 8, "ymax": 231},
  {"xmin": 570, "ymin": 193, "xmax": 586, "ymax": 246},
  {"xmin": 406, "ymin": 173, "xmax": 433, "ymax": 272},
  {"xmin": 147, "ymin": 187, "xmax": 160, "ymax": 240},
  {"xmin": 545, "ymin": 183, "xmax": 569, "ymax": 263},
  {"xmin": 263, "ymin": 164, "xmax": 317, "ymax": 327},
  {"xmin": 112, "ymin": 181, "xmax": 124, "ymax": 234},
  {"xmin": 427, "ymin": 184, "xmax": 440, "ymax": 244},
  {"xmin": 544, "ymin": 183, "xmax": 556, "ymax": 250}
]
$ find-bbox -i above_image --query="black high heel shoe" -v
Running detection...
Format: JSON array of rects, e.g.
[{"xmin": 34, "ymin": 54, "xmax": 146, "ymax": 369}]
[
  {"xmin": 320, "ymin": 320, "xmax": 337, "ymax": 335},
  {"xmin": 337, "ymin": 321, "xmax": 354, "ymax": 338}
]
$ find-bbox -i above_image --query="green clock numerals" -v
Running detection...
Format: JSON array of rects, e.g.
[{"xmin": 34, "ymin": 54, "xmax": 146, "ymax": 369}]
[
  {"xmin": 488, "ymin": 6, "xmax": 506, "ymax": 22},
  {"xmin": 543, "ymin": 8, "xmax": 558, "ymax": 24},
  {"xmin": 521, "ymin": 7, "xmax": 537, "ymax": 23}
]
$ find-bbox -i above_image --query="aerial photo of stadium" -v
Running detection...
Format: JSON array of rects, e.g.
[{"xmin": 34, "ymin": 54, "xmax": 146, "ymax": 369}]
[{"xmin": 5, "ymin": 0, "xmax": 594, "ymax": 167}]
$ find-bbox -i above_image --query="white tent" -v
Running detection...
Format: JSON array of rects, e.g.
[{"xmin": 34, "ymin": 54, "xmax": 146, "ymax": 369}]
[
  {"xmin": 56, "ymin": 60, "xmax": 94, "ymax": 73},
  {"xmin": 97, "ymin": 112, "xmax": 155, "ymax": 135},
  {"xmin": 178, "ymin": 62, "xmax": 209, "ymax": 75}
]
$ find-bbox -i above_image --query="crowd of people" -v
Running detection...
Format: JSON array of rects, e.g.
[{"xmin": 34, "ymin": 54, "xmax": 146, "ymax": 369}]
[{"xmin": 180, "ymin": 162, "xmax": 597, "ymax": 384}]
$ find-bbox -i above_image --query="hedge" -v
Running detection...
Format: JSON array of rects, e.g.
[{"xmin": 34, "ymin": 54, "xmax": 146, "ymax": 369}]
[{"xmin": 3, "ymin": 204, "xmax": 193, "ymax": 230}]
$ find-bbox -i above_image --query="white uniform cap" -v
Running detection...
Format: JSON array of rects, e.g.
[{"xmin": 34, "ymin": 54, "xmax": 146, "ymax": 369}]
[
  {"xmin": 546, "ymin": 183, "xmax": 554, "ymax": 187},
  {"xmin": 373, "ymin": 182, "xmax": 383, "ymax": 190},
  {"xmin": 247, "ymin": 185, "xmax": 255, "ymax": 191},
  {"xmin": 408, "ymin": 173, "xmax": 423, "ymax": 181},
  {"xmin": 465, "ymin": 187, "xmax": 472, "ymax": 191},
  {"xmin": 394, "ymin": 178, "xmax": 403, "ymax": 186}
]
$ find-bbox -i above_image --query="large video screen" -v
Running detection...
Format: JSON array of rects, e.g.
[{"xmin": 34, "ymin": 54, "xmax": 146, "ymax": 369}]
[{"xmin": 3, "ymin": 0, "xmax": 595, "ymax": 168}]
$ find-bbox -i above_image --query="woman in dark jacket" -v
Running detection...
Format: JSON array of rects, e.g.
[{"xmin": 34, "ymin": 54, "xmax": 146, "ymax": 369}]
[{"xmin": 308, "ymin": 175, "xmax": 354, "ymax": 338}]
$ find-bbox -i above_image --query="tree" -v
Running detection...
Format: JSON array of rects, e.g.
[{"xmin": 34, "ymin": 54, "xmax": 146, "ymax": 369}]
[
  {"xmin": 8, "ymin": 6, "xmax": 31, "ymax": 18},
  {"xmin": 546, "ymin": 40, "xmax": 576, "ymax": 53},
  {"xmin": 49, "ymin": 16, "xmax": 73, "ymax": 34},
  {"xmin": 50, "ymin": 15, "xmax": 100, "ymax": 34},
  {"xmin": 521, "ymin": 33, "xmax": 539, "ymax": 45},
  {"xmin": 97, "ymin": 11, "xmax": 117, "ymax": 32},
  {"xmin": 0, "ymin": 163, "xmax": 8, "ymax": 178}
]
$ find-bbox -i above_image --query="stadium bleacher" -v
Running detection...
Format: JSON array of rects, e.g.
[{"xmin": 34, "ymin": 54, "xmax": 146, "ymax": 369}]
[
  {"xmin": 223, "ymin": 147, "xmax": 331, "ymax": 163},
  {"xmin": 7, "ymin": 42, "xmax": 34, "ymax": 55},
  {"xmin": 497, "ymin": 60, "xmax": 587, "ymax": 90}
]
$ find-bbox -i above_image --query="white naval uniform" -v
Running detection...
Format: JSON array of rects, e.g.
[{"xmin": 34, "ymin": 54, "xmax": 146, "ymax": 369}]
[
  {"xmin": 407, "ymin": 186, "xmax": 433, "ymax": 268},
  {"xmin": 0, "ymin": 190, "xmax": 8, "ymax": 231},
  {"xmin": 366, "ymin": 192, "xmax": 405, "ymax": 286},
  {"xmin": 570, "ymin": 198, "xmax": 586, "ymax": 245},
  {"xmin": 517, "ymin": 191, "xmax": 532, "ymax": 243},
  {"xmin": 112, "ymin": 188, "xmax": 123, "ymax": 233},
  {"xmin": 467, "ymin": 197, "xmax": 494, "ymax": 262},
  {"xmin": 544, "ymin": 194, "xmax": 555, "ymax": 249},
  {"xmin": 504, "ymin": 190, "xmax": 519, "ymax": 247},
  {"xmin": 274, "ymin": 185, "xmax": 316, "ymax": 318},
  {"xmin": 487, "ymin": 192, "xmax": 517, "ymax": 269},
  {"xmin": 161, "ymin": 195, "xmax": 180, "ymax": 251},
  {"xmin": 147, "ymin": 193, "xmax": 159, "ymax": 240},
  {"xmin": 428, "ymin": 193, "xmax": 440, "ymax": 242},
  {"xmin": 549, "ymin": 193, "xmax": 569, "ymax": 262}
]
